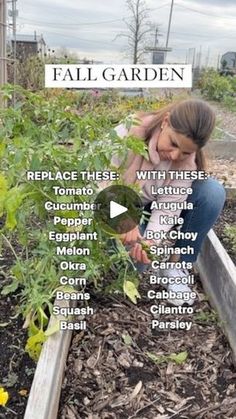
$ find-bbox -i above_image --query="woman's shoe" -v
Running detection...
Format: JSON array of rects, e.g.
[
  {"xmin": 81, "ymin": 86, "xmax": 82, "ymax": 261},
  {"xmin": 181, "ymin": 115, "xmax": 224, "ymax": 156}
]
[{"xmin": 158, "ymin": 268, "xmax": 195, "ymax": 306}]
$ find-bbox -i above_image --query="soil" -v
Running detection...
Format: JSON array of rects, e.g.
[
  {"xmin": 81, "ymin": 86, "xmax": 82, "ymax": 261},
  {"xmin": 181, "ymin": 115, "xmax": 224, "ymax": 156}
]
[
  {"xmin": 1, "ymin": 204, "xmax": 234, "ymax": 419},
  {"xmin": 1, "ymin": 89, "xmax": 236, "ymax": 417},
  {"xmin": 59, "ymin": 268, "xmax": 236, "ymax": 419},
  {"xmin": 0, "ymin": 245, "xmax": 36, "ymax": 419},
  {"xmin": 214, "ymin": 200, "xmax": 236, "ymax": 265},
  {"xmin": 207, "ymin": 158, "xmax": 236, "ymax": 188},
  {"xmin": 59, "ymin": 197, "xmax": 236, "ymax": 419},
  {"xmin": 208, "ymin": 101, "xmax": 236, "ymax": 138}
]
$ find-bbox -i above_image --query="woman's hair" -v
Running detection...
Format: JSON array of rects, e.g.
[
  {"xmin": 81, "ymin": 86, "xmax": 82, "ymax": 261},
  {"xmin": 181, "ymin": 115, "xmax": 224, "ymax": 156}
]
[{"xmin": 138, "ymin": 99, "xmax": 215, "ymax": 170}]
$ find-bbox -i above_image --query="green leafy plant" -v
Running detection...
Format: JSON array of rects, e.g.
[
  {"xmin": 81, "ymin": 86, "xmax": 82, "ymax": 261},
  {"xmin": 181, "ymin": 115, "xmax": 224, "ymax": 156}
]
[
  {"xmin": 147, "ymin": 350, "xmax": 188, "ymax": 365},
  {"xmin": 223, "ymin": 224, "xmax": 236, "ymax": 253},
  {"xmin": 194, "ymin": 309, "xmax": 218, "ymax": 324},
  {"xmin": 199, "ymin": 69, "xmax": 234, "ymax": 102},
  {"xmin": 222, "ymin": 95, "xmax": 236, "ymax": 112},
  {"xmin": 0, "ymin": 85, "xmax": 167, "ymax": 360}
]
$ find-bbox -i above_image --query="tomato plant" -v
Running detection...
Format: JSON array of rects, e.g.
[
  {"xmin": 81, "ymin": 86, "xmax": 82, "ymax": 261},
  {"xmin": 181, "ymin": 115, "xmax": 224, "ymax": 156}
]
[{"xmin": 0, "ymin": 85, "xmax": 165, "ymax": 359}]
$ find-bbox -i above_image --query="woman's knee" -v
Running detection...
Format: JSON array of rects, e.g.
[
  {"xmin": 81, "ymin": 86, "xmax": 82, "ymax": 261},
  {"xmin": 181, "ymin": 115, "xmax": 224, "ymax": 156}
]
[{"xmin": 190, "ymin": 178, "xmax": 226, "ymax": 215}]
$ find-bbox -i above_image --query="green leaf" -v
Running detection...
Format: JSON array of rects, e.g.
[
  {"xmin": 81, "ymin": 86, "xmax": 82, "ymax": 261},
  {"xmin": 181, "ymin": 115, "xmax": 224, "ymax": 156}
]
[
  {"xmin": 5, "ymin": 186, "xmax": 25, "ymax": 230},
  {"xmin": 146, "ymin": 351, "xmax": 188, "ymax": 365},
  {"xmin": 146, "ymin": 352, "xmax": 166, "ymax": 364},
  {"xmin": 25, "ymin": 329, "xmax": 47, "ymax": 361},
  {"xmin": 126, "ymin": 135, "xmax": 148, "ymax": 158},
  {"xmin": 1, "ymin": 280, "xmax": 20, "ymax": 296},
  {"xmin": 28, "ymin": 321, "xmax": 40, "ymax": 337},
  {"xmin": 30, "ymin": 153, "xmax": 41, "ymax": 171},
  {"xmin": 38, "ymin": 307, "xmax": 49, "ymax": 329},
  {"xmin": 0, "ymin": 173, "xmax": 8, "ymax": 216},
  {"xmin": 122, "ymin": 334, "xmax": 132, "ymax": 346},
  {"xmin": 167, "ymin": 351, "xmax": 188, "ymax": 365},
  {"xmin": 123, "ymin": 280, "xmax": 140, "ymax": 304}
]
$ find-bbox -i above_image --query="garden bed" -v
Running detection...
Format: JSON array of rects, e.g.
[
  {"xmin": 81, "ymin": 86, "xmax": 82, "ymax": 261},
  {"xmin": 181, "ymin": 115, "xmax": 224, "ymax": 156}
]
[
  {"xmin": 58, "ymin": 273, "xmax": 236, "ymax": 419},
  {"xmin": 0, "ymin": 294, "xmax": 35, "ymax": 419},
  {"xmin": 57, "ymin": 202, "xmax": 236, "ymax": 418},
  {"xmin": 0, "ymin": 247, "xmax": 35, "ymax": 418},
  {"xmin": 214, "ymin": 201, "xmax": 236, "ymax": 265},
  {"xmin": 3, "ymin": 203, "xmax": 236, "ymax": 419},
  {"xmin": 1, "ymin": 86, "xmax": 236, "ymax": 418},
  {"xmin": 207, "ymin": 158, "xmax": 236, "ymax": 188}
]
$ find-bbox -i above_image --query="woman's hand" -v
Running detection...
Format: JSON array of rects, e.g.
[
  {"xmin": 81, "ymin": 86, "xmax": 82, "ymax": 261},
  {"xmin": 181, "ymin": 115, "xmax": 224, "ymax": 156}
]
[
  {"xmin": 119, "ymin": 225, "xmax": 142, "ymax": 245},
  {"xmin": 129, "ymin": 239, "xmax": 155, "ymax": 264},
  {"xmin": 119, "ymin": 226, "xmax": 156, "ymax": 264}
]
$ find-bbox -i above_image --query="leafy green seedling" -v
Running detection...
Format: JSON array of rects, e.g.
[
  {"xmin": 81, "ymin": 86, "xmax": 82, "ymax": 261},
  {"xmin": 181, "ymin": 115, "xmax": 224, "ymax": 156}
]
[
  {"xmin": 147, "ymin": 351, "xmax": 188, "ymax": 365},
  {"xmin": 140, "ymin": 240, "xmax": 160, "ymax": 262},
  {"xmin": 122, "ymin": 334, "xmax": 132, "ymax": 346},
  {"xmin": 194, "ymin": 310, "xmax": 218, "ymax": 324}
]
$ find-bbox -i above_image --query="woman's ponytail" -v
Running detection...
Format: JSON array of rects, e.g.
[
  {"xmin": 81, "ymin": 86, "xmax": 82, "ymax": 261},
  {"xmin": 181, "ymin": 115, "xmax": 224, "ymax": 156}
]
[{"xmin": 195, "ymin": 149, "xmax": 206, "ymax": 171}]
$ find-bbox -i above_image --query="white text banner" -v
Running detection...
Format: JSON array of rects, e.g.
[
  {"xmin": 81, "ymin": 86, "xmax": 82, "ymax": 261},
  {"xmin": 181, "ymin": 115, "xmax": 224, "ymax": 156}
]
[{"xmin": 45, "ymin": 64, "xmax": 192, "ymax": 88}]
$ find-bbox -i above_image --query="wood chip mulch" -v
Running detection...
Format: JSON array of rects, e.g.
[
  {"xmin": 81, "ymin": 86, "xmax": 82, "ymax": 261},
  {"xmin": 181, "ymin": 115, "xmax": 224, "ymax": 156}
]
[
  {"xmin": 214, "ymin": 200, "xmax": 236, "ymax": 265},
  {"xmin": 59, "ymin": 272, "xmax": 236, "ymax": 419},
  {"xmin": 207, "ymin": 159, "xmax": 236, "ymax": 188}
]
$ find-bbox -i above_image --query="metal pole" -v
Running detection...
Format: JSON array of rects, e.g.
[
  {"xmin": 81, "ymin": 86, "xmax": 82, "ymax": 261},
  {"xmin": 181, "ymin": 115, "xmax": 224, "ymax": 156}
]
[
  {"xmin": 154, "ymin": 27, "xmax": 158, "ymax": 48},
  {"xmin": 205, "ymin": 47, "xmax": 210, "ymax": 68},
  {"xmin": 193, "ymin": 48, "xmax": 196, "ymax": 68},
  {"xmin": 217, "ymin": 53, "xmax": 221, "ymax": 71},
  {"xmin": 0, "ymin": 0, "xmax": 7, "ymax": 107},
  {"xmin": 12, "ymin": 0, "xmax": 17, "ymax": 105},
  {"xmin": 165, "ymin": 0, "xmax": 174, "ymax": 48}
]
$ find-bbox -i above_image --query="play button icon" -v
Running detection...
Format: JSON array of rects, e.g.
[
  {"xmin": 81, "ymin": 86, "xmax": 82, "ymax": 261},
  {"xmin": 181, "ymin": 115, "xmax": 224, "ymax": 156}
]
[
  {"xmin": 110, "ymin": 201, "xmax": 128, "ymax": 219},
  {"xmin": 94, "ymin": 185, "xmax": 143, "ymax": 234}
]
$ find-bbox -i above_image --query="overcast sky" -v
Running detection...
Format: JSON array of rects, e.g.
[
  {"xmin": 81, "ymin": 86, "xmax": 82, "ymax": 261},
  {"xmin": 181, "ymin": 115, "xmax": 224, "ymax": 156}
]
[{"xmin": 10, "ymin": 0, "xmax": 236, "ymax": 66}]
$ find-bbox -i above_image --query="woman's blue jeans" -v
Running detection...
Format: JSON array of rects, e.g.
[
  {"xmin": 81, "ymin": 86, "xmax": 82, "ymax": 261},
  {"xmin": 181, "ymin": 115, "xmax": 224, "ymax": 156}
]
[{"xmin": 134, "ymin": 178, "xmax": 226, "ymax": 272}]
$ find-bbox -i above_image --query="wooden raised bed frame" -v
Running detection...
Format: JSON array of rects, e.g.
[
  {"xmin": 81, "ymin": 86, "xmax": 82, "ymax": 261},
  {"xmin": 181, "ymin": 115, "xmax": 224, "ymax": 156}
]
[{"xmin": 24, "ymin": 229, "xmax": 236, "ymax": 419}]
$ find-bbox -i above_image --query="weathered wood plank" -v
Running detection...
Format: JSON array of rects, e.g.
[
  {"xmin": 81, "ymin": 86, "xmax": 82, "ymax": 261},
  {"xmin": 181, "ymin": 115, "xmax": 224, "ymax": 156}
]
[
  {"xmin": 196, "ymin": 229, "xmax": 236, "ymax": 362},
  {"xmin": 24, "ymin": 300, "xmax": 72, "ymax": 419},
  {"xmin": 215, "ymin": 127, "xmax": 236, "ymax": 142},
  {"xmin": 225, "ymin": 187, "xmax": 236, "ymax": 201},
  {"xmin": 205, "ymin": 140, "xmax": 236, "ymax": 159},
  {"xmin": 24, "ymin": 228, "xmax": 236, "ymax": 417}
]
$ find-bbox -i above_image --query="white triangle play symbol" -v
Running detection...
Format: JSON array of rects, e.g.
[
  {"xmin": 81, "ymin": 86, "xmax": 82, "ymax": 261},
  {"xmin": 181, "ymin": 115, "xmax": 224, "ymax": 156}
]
[{"xmin": 110, "ymin": 201, "xmax": 128, "ymax": 219}]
